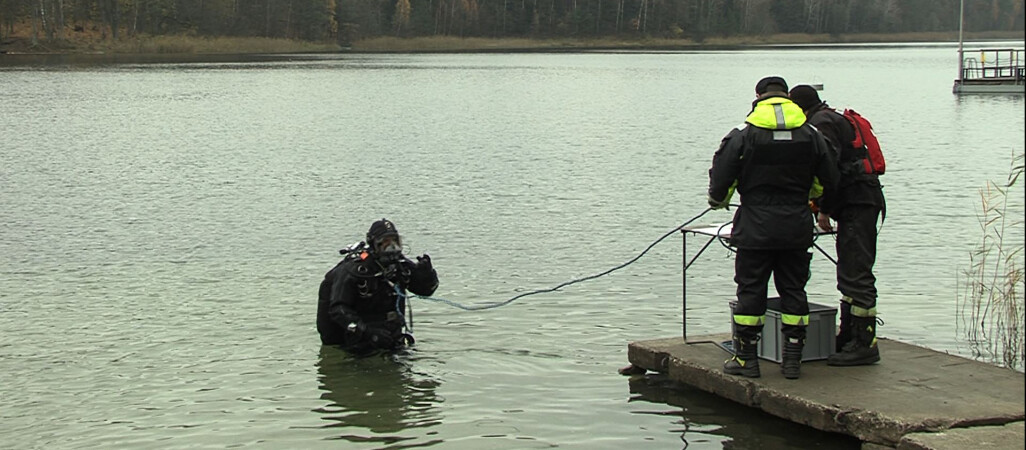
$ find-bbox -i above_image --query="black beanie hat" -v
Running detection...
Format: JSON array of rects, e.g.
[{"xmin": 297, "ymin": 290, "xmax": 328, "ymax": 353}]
[
  {"xmin": 788, "ymin": 85, "xmax": 822, "ymax": 111},
  {"xmin": 755, "ymin": 76, "xmax": 788, "ymax": 95},
  {"xmin": 366, "ymin": 218, "xmax": 399, "ymax": 245}
]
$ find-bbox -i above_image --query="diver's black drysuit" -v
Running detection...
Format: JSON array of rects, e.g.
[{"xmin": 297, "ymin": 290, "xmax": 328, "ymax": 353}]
[{"xmin": 317, "ymin": 250, "xmax": 438, "ymax": 354}]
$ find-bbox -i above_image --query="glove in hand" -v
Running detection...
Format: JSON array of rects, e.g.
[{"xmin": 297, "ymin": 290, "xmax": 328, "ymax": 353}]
[
  {"xmin": 366, "ymin": 326, "xmax": 396, "ymax": 349},
  {"xmin": 707, "ymin": 196, "xmax": 728, "ymax": 210},
  {"xmin": 416, "ymin": 254, "xmax": 432, "ymax": 271}
]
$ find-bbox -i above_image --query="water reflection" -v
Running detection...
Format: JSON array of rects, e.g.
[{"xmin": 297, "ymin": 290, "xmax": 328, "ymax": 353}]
[
  {"xmin": 314, "ymin": 346, "xmax": 443, "ymax": 446},
  {"xmin": 627, "ymin": 374, "xmax": 861, "ymax": 450}
]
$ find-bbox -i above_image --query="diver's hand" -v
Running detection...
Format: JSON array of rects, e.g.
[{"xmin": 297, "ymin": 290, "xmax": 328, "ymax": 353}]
[
  {"xmin": 817, "ymin": 212, "xmax": 833, "ymax": 232},
  {"xmin": 365, "ymin": 326, "xmax": 396, "ymax": 349},
  {"xmin": 345, "ymin": 321, "xmax": 367, "ymax": 338},
  {"xmin": 416, "ymin": 254, "xmax": 432, "ymax": 271}
]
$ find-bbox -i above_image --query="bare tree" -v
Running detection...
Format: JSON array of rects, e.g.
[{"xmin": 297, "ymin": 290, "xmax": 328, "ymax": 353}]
[
  {"xmin": 54, "ymin": 0, "xmax": 65, "ymax": 41},
  {"xmin": 1010, "ymin": 0, "xmax": 1024, "ymax": 29},
  {"xmin": 100, "ymin": 0, "xmax": 119, "ymax": 39},
  {"xmin": 393, "ymin": 0, "xmax": 411, "ymax": 34},
  {"xmin": 804, "ymin": 0, "xmax": 823, "ymax": 34},
  {"xmin": 636, "ymin": 0, "xmax": 647, "ymax": 33},
  {"xmin": 615, "ymin": 0, "xmax": 623, "ymax": 32}
]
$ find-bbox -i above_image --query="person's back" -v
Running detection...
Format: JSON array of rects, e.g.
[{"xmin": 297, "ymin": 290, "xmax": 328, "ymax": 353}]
[
  {"xmin": 709, "ymin": 82, "xmax": 837, "ymax": 251},
  {"xmin": 788, "ymin": 86, "xmax": 884, "ymax": 214},
  {"xmin": 789, "ymin": 85, "xmax": 885, "ymax": 366},
  {"xmin": 317, "ymin": 259, "xmax": 349, "ymax": 345},
  {"xmin": 708, "ymin": 76, "xmax": 839, "ymax": 380}
]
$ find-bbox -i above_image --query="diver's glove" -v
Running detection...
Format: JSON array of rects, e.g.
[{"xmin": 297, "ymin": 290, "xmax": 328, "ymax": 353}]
[
  {"xmin": 416, "ymin": 254, "xmax": 432, "ymax": 271},
  {"xmin": 345, "ymin": 321, "xmax": 367, "ymax": 338},
  {"xmin": 365, "ymin": 326, "xmax": 396, "ymax": 349}
]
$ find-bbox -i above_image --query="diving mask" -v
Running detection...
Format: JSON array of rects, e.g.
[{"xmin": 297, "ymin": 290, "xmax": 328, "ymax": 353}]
[{"xmin": 375, "ymin": 236, "xmax": 403, "ymax": 258}]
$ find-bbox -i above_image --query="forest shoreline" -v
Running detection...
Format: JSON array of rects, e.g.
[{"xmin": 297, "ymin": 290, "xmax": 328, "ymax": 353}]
[{"xmin": 2, "ymin": 29, "xmax": 1023, "ymax": 56}]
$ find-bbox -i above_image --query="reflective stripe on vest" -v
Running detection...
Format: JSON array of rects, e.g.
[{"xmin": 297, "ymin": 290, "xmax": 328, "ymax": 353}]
[{"xmin": 773, "ymin": 104, "xmax": 786, "ymax": 129}]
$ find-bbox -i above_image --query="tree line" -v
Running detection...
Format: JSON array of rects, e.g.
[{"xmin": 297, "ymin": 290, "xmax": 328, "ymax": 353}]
[{"xmin": 2, "ymin": 0, "xmax": 1023, "ymax": 45}]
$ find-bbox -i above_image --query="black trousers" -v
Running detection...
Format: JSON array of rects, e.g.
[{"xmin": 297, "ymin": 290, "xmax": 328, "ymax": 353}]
[
  {"xmin": 835, "ymin": 205, "xmax": 880, "ymax": 313},
  {"xmin": 734, "ymin": 248, "xmax": 812, "ymax": 340}
]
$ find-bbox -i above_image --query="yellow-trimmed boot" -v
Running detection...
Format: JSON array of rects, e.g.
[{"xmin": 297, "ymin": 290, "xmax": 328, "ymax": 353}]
[
  {"xmin": 723, "ymin": 336, "xmax": 760, "ymax": 378},
  {"xmin": 781, "ymin": 337, "xmax": 804, "ymax": 379},
  {"xmin": 828, "ymin": 316, "xmax": 880, "ymax": 366}
]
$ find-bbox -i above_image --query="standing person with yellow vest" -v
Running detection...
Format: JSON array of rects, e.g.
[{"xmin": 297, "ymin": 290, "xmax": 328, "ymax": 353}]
[
  {"xmin": 707, "ymin": 76, "xmax": 839, "ymax": 379},
  {"xmin": 789, "ymin": 85, "xmax": 886, "ymax": 366}
]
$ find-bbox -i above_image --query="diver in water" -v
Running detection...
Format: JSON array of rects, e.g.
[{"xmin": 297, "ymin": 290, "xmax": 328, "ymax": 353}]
[{"xmin": 317, "ymin": 218, "xmax": 439, "ymax": 354}]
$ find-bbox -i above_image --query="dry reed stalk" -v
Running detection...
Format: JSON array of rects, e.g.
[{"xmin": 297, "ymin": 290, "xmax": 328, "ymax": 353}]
[{"xmin": 957, "ymin": 151, "xmax": 1025, "ymax": 371}]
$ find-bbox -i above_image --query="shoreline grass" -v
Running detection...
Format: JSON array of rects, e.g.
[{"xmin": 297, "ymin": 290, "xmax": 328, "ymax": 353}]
[
  {"xmin": 3, "ymin": 27, "xmax": 1022, "ymax": 55},
  {"xmin": 1, "ymin": 34, "xmax": 340, "ymax": 55},
  {"xmin": 105, "ymin": 35, "xmax": 342, "ymax": 54},
  {"xmin": 957, "ymin": 151, "xmax": 1025, "ymax": 372},
  {"xmin": 351, "ymin": 31, "xmax": 1024, "ymax": 52}
]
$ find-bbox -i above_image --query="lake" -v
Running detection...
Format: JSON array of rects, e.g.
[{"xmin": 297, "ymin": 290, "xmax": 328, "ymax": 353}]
[{"xmin": 1, "ymin": 44, "xmax": 1023, "ymax": 449}]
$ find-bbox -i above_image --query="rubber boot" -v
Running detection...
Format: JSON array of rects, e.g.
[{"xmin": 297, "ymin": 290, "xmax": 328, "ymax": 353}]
[
  {"xmin": 781, "ymin": 337, "xmax": 804, "ymax": 379},
  {"xmin": 827, "ymin": 316, "xmax": 881, "ymax": 366},
  {"xmin": 836, "ymin": 301, "xmax": 852, "ymax": 353},
  {"xmin": 723, "ymin": 335, "xmax": 760, "ymax": 378}
]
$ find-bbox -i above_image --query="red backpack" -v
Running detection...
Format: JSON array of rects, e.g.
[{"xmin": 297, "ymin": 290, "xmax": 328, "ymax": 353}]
[{"xmin": 841, "ymin": 108, "xmax": 885, "ymax": 175}]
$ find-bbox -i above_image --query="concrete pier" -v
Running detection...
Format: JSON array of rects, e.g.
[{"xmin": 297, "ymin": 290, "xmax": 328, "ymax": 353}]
[{"xmin": 626, "ymin": 335, "xmax": 1025, "ymax": 449}]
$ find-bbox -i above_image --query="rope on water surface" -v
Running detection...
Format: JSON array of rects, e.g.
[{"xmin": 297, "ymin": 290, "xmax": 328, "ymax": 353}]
[{"xmin": 410, "ymin": 208, "xmax": 716, "ymax": 311}]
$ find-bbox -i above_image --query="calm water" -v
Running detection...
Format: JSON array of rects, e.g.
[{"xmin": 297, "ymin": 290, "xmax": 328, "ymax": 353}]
[{"xmin": 2, "ymin": 45, "xmax": 1023, "ymax": 449}]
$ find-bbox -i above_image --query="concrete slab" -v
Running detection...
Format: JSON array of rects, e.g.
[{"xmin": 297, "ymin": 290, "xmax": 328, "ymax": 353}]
[
  {"xmin": 898, "ymin": 421, "xmax": 1025, "ymax": 450},
  {"xmin": 627, "ymin": 335, "xmax": 1025, "ymax": 448}
]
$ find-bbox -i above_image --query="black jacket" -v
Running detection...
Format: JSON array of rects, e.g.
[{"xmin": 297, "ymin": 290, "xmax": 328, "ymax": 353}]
[
  {"xmin": 709, "ymin": 95, "xmax": 840, "ymax": 249},
  {"xmin": 317, "ymin": 252, "xmax": 438, "ymax": 350},
  {"xmin": 804, "ymin": 102, "xmax": 886, "ymax": 215}
]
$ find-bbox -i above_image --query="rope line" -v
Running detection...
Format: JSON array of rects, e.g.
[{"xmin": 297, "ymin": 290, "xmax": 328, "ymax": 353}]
[{"xmin": 411, "ymin": 208, "xmax": 715, "ymax": 311}]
